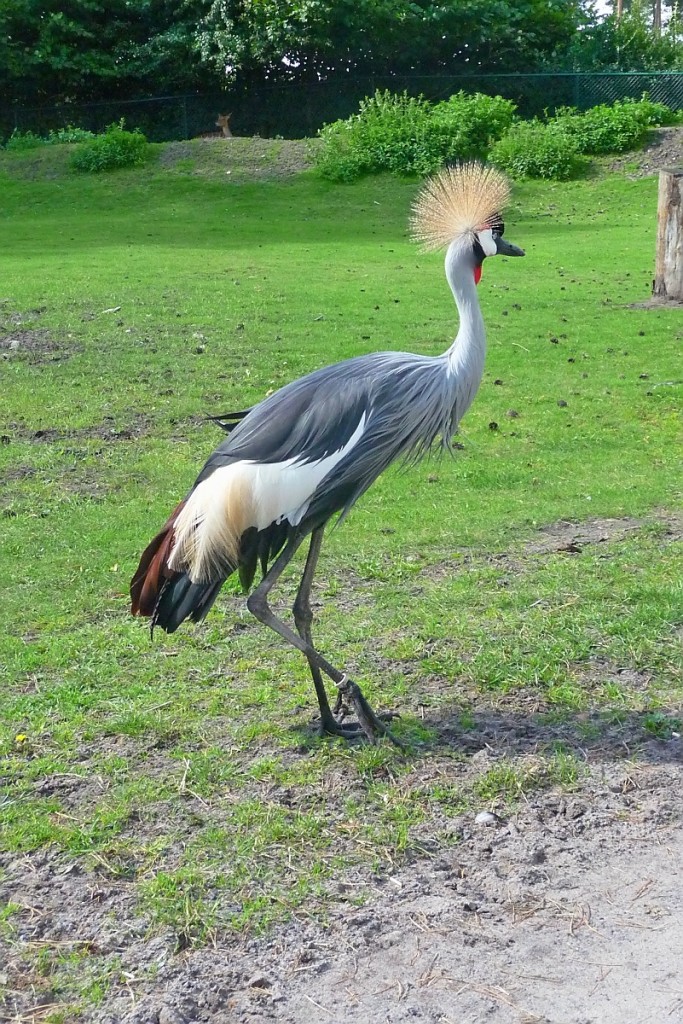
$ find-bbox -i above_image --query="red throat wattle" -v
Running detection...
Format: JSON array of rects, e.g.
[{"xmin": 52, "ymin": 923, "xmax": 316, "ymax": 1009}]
[{"xmin": 474, "ymin": 265, "xmax": 482, "ymax": 285}]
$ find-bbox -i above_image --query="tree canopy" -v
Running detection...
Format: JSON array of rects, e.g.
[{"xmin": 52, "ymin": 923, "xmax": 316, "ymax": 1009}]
[
  {"xmin": 1, "ymin": 0, "xmax": 209, "ymax": 105},
  {"xmin": 1, "ymin": 0, "xmax": 680, "ymax": 109},
  {"xmin": 561, "ymin": 2, "xmax": 683, "ymax": 71},
  {"xmin": 196, "ymin": 0, "xmax": 585, "ymax": 80}
]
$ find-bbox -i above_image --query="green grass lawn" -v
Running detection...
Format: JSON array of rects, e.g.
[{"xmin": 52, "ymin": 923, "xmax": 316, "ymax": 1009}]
[{"xmin": 0, "ymin": 144, "xmax": 681, "ymax": 1018}]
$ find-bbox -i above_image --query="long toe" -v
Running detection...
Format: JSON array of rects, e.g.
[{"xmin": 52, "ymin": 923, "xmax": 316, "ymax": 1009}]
[
  {"xmin": 334, "ymin": 678, "xmax": 405, "ymax": 750},
  {"xmin": 318, "ymin": 718, "xmax": 366, "ymax": 740}
]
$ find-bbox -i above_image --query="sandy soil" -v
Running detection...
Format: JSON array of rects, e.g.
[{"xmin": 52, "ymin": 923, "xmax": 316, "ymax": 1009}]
[
  {"xmin": 4, "ymin": 750, "xmax": 680, "ymax": 1024},
  {"xmin": 125, "ymin": 803, "xmax": 682, "ymax": 1024}
]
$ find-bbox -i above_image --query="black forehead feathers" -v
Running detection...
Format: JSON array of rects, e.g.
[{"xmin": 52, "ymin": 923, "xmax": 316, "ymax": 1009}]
[
  {"xmin": 489, "ymin": 213, "xmax": 505, "ymax": 236},
  {"xmin": 473, "ymin": 213, "xmax": 505, "ymax": 263}
]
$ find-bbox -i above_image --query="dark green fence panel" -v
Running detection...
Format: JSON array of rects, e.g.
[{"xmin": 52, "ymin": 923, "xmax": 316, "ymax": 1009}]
[
  {"xmin": 576, "ymin": 72, "xmax": 683, "ymax": 109},
  {"xmin": 2, "ymin": 72, "xmax": 682, "ymax": 143}
]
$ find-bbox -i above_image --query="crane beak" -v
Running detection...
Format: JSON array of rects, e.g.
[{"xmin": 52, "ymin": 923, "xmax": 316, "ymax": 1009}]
[{"xmin": 495, "ymin": 236, "xmax": 525, "ymax": 257}]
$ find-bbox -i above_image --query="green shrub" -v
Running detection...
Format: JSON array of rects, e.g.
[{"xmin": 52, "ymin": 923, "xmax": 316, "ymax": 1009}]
[
  {"xmin": 429, "ymin": 92, "xmax": 517, "ymax": 162},
  {"xmin": 623, "ymin": 95, "xmax": 678, "ymax": 127},
  {"xmin": 548, "ymin": 97, "xmax": 674, "ymax": 156},
  {"xmin": 70, "ymin": 120, "xmax": 150, "ymax": 173},
  {"xmin": 316, "ymin": 91, "xmax": 675, "ymax": 183},
  {"xmin": 316, "ymin": 89, "xmax": 517, "ymax": 181},
  {"xmin": 2, "ymin": 125, "xmax": 95, "ymax": 150},
  {"xmin": 4, "ymin": 129, "xmax": 43, "ymax": 151},
  {"xmin": 317, "ymin": 90, "xmax": 432, "ymax": 181},
  {"xmin": 490, "ymin": 120, "xmax": 586, "ymax": 180},
  {"xmin": 550, "ymin": 103, "xmax": 643, "ymax": 154},
  {"xmin": 47, "ymin": 125, "xmax": 95, "ymax": 144}
]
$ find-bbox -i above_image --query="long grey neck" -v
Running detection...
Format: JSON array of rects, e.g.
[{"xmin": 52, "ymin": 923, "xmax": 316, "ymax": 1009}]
[{"xmin": 443, "ymin": 241, "xmax": 487, "ymax": 421}]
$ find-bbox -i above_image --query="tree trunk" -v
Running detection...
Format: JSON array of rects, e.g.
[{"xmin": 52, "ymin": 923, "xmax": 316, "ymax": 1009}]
[
  {"xmin": 653, "ymin": 167, "xmax": 683, "ymax": 300},
  {"xmin": 653, "ymin": 0, "xmax": 662, "ymax": 34}
]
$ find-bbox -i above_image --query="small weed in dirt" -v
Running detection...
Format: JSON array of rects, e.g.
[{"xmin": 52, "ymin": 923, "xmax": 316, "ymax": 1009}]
[{"xmin": 642, "ymin": 711, "xmax": 682, "ymax": 739}]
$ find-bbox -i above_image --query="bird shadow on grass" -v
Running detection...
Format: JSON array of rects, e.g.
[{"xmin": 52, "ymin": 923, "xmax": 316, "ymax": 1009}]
[
  {"xmin": 419, "ymin": 704, "xmax": 683, "ymax": 766},
  {"xmin": 290, "ymin": 702, "xmax": 683, "ymax": 768}
]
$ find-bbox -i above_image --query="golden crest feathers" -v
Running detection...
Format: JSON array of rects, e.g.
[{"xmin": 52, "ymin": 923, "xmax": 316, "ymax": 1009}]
[{"xmin": 410, "ymin": 162, "xmax": 511, "ymax": 252}]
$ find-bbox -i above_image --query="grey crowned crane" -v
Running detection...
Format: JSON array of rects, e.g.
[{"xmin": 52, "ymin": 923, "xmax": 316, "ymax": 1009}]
[{"xmin": 131, "ymin": 162, "xmax": 525, "ymax": 745}]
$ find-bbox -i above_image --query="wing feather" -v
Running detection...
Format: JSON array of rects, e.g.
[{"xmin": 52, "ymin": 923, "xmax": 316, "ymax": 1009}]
[{"xmin": 194, "ymin": 351, "xmax": 451, "ymax": 534}]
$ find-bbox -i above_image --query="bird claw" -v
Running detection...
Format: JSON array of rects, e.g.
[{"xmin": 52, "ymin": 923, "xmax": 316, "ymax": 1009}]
[{"xmin": 318, "ymin": 676, "xmax": 405, "ymax": 750}]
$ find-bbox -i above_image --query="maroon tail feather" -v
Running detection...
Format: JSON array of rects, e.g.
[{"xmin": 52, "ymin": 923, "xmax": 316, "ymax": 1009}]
[{"xmin": 130, "ymin": 500, "xmax": 186, "ymax": 618}]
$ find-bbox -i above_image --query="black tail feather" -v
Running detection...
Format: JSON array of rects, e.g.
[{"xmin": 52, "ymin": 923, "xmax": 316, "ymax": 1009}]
[
  {"xmin": 237, "ymin": 522, "xmax": 290, "ymax": 593},
  {"xmin": 148, "ymin": 521, "xmax": 292, "ymax": 634},
  {"xmin": 205, "ymin": 409, "xmax": 251, "ymax": 434},
  {"xmin": 152, "ymin": 575, "xmax": 223, "ymax": 635},
  {"xmin": 238, "ymin": 527, "xmax": 259, "ymax": 592}
]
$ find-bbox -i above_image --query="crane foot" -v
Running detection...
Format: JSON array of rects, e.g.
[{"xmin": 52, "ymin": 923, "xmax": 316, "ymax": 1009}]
[{"xmin": 318, "ymin": 677, "xmax": 404, "ymax": 750}]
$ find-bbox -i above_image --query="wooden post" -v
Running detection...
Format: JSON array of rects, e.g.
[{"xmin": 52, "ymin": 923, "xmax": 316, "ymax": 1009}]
[{"xmin": 653, "ymin": 167, "xmax": 683, "ymax": 301}]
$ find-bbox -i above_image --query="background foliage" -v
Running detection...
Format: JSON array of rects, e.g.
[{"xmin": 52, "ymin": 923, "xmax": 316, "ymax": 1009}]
[
  {"xmin": 562, "ymin": 1, "xmax": 683, "ymax": 71},
  {"xmin": 316, "ymin": 92, "xmax": 677, "ymax": 181},
  {"xmin": 3, "ymin": 0, "xmax": 681, "ymax": 111},
  {"xmin": 69, "ymin": 120, "xmax": 150, "ymax": 172},
  {"xmin": 316, "ymin": 90, "xmax": 516, "ymax": 181}
]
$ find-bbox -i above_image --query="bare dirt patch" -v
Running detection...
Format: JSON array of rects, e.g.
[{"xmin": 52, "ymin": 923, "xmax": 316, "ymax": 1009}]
[
  {"xmin": 2, "ymin": 681, "xmax": 681, "ymax": 1024},
  {"xmin": 0, "ymin": 307, "xmax": 73, "ymax": 364},
  {"xmin": 418, "ymin": 513, "xmax": 682, "ymax": 586},
  {"xmin": 121, "ymin": 805, "xmax": 682, "ymax": 1024},
  {"xmin": 2, "ymin": 757, "xmax": 680, "ymax": 1024},
  {"xmin": 524, "ymin": 515, "xmax": 648, "ymax": 554},
  {"xmin": 527, "ymin": 511, "xmax": 682, "ymax": 550},
  {"xmin": 2, "ymin": 413, "xmax": 151, "ymax": 445},
  {"xmin": 606, "ymin": 124, "xmax": 683, "ymax": 178},
  {"xmin": 0, "ymin": 415, "xmax": 152, "ymax": 502},
  {"xmin": 0, "ymin": 329, "xmax": 67, "ymax": 363},
  {"xmin": 158, "ymin": 138, "xmax": 319, "ymax": 181}
]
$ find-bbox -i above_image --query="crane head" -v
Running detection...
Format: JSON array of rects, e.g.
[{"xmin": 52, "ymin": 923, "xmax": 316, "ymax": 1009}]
[
  {"xmin": 472, "ymin": 218, "xmax": 525, "ymax": 284},
  {"xmin": 410, "ymin": 162, "xmax": 524, "ymax": 283}
]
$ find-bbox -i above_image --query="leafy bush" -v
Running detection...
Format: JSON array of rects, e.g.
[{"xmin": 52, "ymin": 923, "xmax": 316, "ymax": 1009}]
[
  {"xmin": 549, "ymin": 97, "xmax": 674, "ymax": 156},
  {"xmin": 623, "ymin": 95, "xmax": 678, "ymax": 127},
  {"xmin": 550, "ymin": 103, "xmax": 643, "ymax": 155},
  {"xmin": 317, "ymin": 91, "xmax": 432, "ymax": 181},
  {"xmin": 317, "ymin": 89, "xmax": 517, "ymax": 181},
  {"xmin": 490, "ymin": 120, "xmax": 586, "ymax": 180},
  {"xmin": 4, "ymin": 129, "xmax": 43, "ymax": 151},
  {"xmin": 70, "ymin": 120, "xmax": 150, "ymax": 172},
  {"xmin": 48, "ymin": 125, "xmax": 95, "ymax": 144},
  {"xmin": 426, "ymin": 91, "xmax": 517, "ymax": 163},
  {"xmin": 2, "ymin": 125, "xmax": 95, "ymax": 149},
  {"xmin": 316, "ymin": 90, "xmax": 676, "ymax": 182}
]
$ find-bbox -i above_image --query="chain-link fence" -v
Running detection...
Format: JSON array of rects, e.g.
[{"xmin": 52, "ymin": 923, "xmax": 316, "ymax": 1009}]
[{"xmin": 2, "ymin": 72, "xmax": 682, "ymax": 143}]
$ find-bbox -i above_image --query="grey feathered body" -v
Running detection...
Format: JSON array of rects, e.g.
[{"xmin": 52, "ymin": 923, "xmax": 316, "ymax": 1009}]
[
  {"xmin": 205, "ymin": 353, "xmax": 461, "ymax": 511},
  {"xmin": 190, "ymin": 342, "xmax": 481, "ymax": 596},
  {"xmin": 132, "ymin": 232, "xmax": 496, "ymax": 631}
]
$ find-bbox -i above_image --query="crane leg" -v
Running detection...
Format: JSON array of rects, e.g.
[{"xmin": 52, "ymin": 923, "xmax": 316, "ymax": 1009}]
[
  {"xmin": 247, "ymin": 532, "xmax": 403, "ymax": 748},
  {"xmin": 292, "ymin": 526, "xmax": 339, "ymax": 734}
]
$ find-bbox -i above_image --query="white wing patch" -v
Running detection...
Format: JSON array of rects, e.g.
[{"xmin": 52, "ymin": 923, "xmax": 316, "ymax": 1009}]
[
  {"xmin": 252, "ymin": 414, "xmax": 367, "ymax": 530},
  {"xmin": 169, "ymin": 415, "xmax": 367, "ymax": 583}
]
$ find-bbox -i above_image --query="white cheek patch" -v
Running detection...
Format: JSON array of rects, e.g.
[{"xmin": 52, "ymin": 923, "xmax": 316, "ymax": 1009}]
[{"xmin": 477, "ymin": 228, "xmax": 497, "ymax": 257}]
